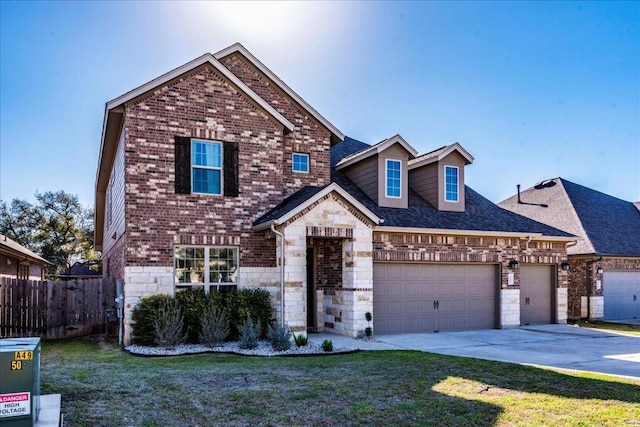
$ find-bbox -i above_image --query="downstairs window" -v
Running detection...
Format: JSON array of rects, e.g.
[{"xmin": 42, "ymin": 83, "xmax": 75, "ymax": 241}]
[{"xmin": 174, "ymin": 246, "xmax": 238, "ymax": 293}]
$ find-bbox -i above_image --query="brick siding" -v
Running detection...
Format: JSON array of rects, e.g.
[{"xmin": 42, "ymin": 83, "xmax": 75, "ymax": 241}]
[
  {"xmin": 120, "ymin": 63, "xmax": 331, "ymax": 269},
  {"xmin": 373, "ymin": 232, "xmax": 568, "ymax": 289}
]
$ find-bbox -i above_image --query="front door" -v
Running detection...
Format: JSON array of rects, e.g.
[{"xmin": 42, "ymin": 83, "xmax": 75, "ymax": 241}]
[{"xmin": 306, "ymin": 247, "xmax": 316, "ymax": 331}]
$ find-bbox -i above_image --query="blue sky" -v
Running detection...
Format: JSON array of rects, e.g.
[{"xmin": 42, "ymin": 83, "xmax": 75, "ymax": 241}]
[{"xmin": 1, "ymin": 1, "xmax": 638, "ymax": 208}]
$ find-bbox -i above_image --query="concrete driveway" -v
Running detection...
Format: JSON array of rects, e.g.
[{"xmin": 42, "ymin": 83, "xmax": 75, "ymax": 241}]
[{"xmin": 312, "ymin": 325, "xmax": 640, "ymax": 379}]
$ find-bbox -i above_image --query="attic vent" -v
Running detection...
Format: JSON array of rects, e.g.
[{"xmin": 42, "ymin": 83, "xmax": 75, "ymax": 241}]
[{"xmin": 534, "ymin": 179, "xmax": 556, "ymax": 190}]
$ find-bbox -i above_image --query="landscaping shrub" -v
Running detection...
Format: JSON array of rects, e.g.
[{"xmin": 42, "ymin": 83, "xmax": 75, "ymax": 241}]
[
  {"xmin": 224, "ymin": 288, "xmax": 272, "ymax": 340},
  {"xmin": 199, "ymin": 305, "xmax": 230, "ymax": 347},
  {"xmin": 293, "ymin": 333, "xmax": 308, "ymax": 347},
  {"xmin": 268, "ymin": 323, "xmax": 292, "ymax": 351},
  {"xmin": 154, "ymin": 300, "xmax": 187, "ymax": 349},
  {"xmin": 322, "ymin": 339, "xmax": 333, "ymax": 352},
  {"xmin": 131, "ymin": 294, "xmax": 174, "ymax": 346},
  {"xmin": 238, "ymin": 315, "xmax": 261, "ymax": 349},
  {"xmin": 174, "ymin": 288, "xmax": 207, "ymax": 343}
]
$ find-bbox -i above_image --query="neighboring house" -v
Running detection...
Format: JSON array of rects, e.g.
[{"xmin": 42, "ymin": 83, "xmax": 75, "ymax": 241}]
[
  {"xmin": 56, "ymin": 261, "xmax": 103, "ymax": 280},
  {"xmin": 499, "ymin": 178, "xmax": 640, "ymax": 320},
  {"xmin": 0, "ymin": 234, "xmax": 50, "ymax": 281},
  {"xmin": 95, "ymin": 43, "xmax": 574, "ymax": 344}
]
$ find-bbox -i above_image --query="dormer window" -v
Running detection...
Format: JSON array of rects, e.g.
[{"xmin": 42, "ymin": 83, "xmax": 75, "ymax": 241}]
[
  {"xmin": 386, "ymin": 159, "xmax": 401, "ymax": 198},
  {"xmin": 445, "ymin": 166, "xmax": 459, "ymax": 202}
]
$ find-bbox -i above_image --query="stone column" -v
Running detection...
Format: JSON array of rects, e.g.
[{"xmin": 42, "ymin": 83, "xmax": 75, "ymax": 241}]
[{"xmin": 282, "ymin": 224, "xmax": 307, "ymax": 333}]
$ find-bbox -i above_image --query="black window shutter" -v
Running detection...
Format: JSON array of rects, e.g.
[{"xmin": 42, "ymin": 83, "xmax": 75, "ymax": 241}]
[
  {"xmin": 223, "ymin": 141, "xmax": 239, "ymax": 197},
  {"xmin": 175, "ymin": 136, "xmax": 191, "ymax": 194}
]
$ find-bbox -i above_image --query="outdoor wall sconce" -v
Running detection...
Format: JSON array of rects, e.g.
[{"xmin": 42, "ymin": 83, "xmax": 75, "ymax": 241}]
[
  {"xmin": 596, "ymin": 266, "xmax": 604, "ymax": 274},
  {"xmin": 508, "ymin": 260, "xmax": 519, "ymax": 269},
  {"xmin": 561, "ymin": 261, "xmax": 570, "ymax": 271}
]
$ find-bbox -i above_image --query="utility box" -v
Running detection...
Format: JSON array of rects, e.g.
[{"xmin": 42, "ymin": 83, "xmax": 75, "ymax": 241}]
[{"xmin": 0, "ymin": 337, "xmax": 41, "ymax": 427}]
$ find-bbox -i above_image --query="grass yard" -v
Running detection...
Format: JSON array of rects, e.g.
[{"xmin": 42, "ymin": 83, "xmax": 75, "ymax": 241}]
[
  {"xmin": 568, "ymin": 319, "xmax": 640, "ymax": 337},
  {"xmin": 41, "ymin": 337, "xmax": 640, "ymax": 427}
]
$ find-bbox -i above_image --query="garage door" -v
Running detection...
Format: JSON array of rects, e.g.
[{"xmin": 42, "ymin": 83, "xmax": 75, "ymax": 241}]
[
  {"xmin": 604, "ymin": 271, "xmax": 640, "ymax": 320},
  {"xmin": 373, "ymin": 263, "xmax": 497, "ymax": 334},
  {"xmin": 520, "ymin": 265, "xmax": 554, "ymax": 325}
]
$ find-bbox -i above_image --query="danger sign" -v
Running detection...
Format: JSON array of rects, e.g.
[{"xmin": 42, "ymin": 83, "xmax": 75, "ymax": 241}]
[{"xmin": 0, "ymin": 392, "xmax": 30, "ymax": 418}]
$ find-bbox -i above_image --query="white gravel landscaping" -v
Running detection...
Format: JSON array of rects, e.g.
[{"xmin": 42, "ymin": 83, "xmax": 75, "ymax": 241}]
[{"xmin": 125, "ymin": 340, "xmax": 356, "ymax": 357}]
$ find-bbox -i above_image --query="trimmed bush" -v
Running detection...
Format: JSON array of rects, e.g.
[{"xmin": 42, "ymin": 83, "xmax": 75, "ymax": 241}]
[
  {"xmin": 131, "ymin": 294, "xmax": 174, "ymax": 346},
  {"xmin": 225, "ymin": 288, "xmax": 272, "ymax": 340},
  {"xmin": 154, "ymin": 300, "xmax": 187, "ymax": 349},
  {"xmin": 268, "ymin": 323, "xmax": 292, "ymax": 351},
  {"xmin": 174, "ymin": 288, "xmax": 208, "ymax": 343},
  {"xmin": 238, "ymin": 315, "xmax": 261, "ymax": 350},
  {"xmin": 199, "ymin": 305, "xmax": 230, "ymax": 347}
]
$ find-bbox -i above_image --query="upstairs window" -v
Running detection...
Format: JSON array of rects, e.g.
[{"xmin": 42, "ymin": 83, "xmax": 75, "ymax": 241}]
[
  {"xmin": 175, "ymin": 136, "xmax": 239, "ymax": 197},
  {"xmin": 174, "ymin": 246, "xmax": 238, "ymax": 294},
  {"xmin": 385, "ymin": 159, "xmax": 401, "ymax": 198},
  {"xmin": 292, "ymin": 153, "xmax": 309, "ymax": 173},
  {"xmin": 192, "ymin": 140, "xmax": 222, "ymax": 195},
  {"xmin": 445, "ymin": 166, "xmax": 459, "ymax": 202}
]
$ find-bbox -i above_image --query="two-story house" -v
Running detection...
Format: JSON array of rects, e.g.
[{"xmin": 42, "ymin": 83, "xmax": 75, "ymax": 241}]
[{"xmin": 95, "ymin": 43, "xmax": 574, "ymax": 344}]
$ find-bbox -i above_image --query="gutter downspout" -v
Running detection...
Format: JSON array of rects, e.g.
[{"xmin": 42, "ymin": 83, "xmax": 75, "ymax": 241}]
[
  {"xmin": 271, "ymin": 224, "xmax": 285, "ymax": 326},
  {"xmin": 585, "ymin": 256, "xmax": 602, "ymax": 320}
]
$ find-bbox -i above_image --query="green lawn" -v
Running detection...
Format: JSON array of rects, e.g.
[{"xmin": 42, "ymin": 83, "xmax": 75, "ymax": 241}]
[
  {"xmin": 41, "ymin": 337, "xmax": 640, "ymax": 427},
  {"xmin": 568, "ymin": 319, "xmax": 640, "ymax": 337}
]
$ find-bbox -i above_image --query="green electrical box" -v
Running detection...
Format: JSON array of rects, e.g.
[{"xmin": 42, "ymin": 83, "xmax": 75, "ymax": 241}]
[{"xmin": 0, "ymin": 337, "xmax": 41, "ymax": 427}]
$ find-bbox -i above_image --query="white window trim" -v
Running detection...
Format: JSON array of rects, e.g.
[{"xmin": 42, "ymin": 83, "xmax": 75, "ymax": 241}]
[
  {"xmin": 191, "ymin": 139, "xmax": 223, "ymax": 196},
  {"xmin": 444, "ymin": 165, "xmax": 459, "ymax": 203},
  {"xmin": 174, "ymin": 245, "xmax": 238, "ymax": 294},
  {"xmin": 385, "ymin": 159, "xmax": 402, "ymax": 199},
  {"xmin": 292, "ymin": 152, "xmax": 310, "ymax": 173}
]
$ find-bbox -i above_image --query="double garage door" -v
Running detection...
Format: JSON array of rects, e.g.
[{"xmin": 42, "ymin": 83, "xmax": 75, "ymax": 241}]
[
  {"xmin": 604, "ymin": 271, "xmax": 640, "ymax": 320},
  {"xmin": 373, "ymin": 263, "xmax": 498, "ymax": 334},
  {"xmin": 373, "ymin": 263, "xmax": 555, "ymax": 334}
]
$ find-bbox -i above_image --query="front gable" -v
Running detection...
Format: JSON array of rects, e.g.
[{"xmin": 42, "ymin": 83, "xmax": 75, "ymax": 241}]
[
  {"xmin": 336, "ymin": 135, "xmax": 416, "ymax": 209},
  {"xmin": 408, "ymin": 144, "xmax": 473, "ymax": 212}
]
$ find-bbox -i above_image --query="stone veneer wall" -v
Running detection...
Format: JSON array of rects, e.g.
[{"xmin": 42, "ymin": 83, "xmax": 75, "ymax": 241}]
[
  {"xmin": 280, "ymin": 194, "xmax": 374, "ymax": 336},
  {"xmin": 568, "ymin": 257, "xmax": 640, "ymax": 319},
  {"xmin": 120, "ymin": 266, "xmax": 279, "ymax": 345}
]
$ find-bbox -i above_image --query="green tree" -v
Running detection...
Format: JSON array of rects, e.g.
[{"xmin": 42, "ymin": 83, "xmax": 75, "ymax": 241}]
[{"xmin": 0, "ymin": 191, "xmax": 97, "ymax": 277}]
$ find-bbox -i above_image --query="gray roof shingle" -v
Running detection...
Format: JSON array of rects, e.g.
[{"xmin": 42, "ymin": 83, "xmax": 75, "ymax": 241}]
[
  {"xmin": 256, "ymin": 136, "xmax": 573, "ymax": 238},
  {"xmin": 560, "ymin": 178, "xmax": 640, "ymax": 255}
]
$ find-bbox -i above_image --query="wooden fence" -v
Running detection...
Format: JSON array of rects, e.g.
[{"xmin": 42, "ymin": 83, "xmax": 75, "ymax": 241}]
[{"xmin": 0, "ymin": 277, "xmax": 117, "ymax": 339}]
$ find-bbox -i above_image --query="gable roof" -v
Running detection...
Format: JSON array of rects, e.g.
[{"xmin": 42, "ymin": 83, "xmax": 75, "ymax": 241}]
[
  {"xmin": 95, "ymin": 45, "xmax": 306, "ymax": 248},
  {"xmin": 253, "ymin": 183, "xmax": 382, "ymax": 231},
  {"xmin": 335, "ymin": 134, "xmax": 418, "ymax": 170},
  {"xmin": 330, "ymin": 138, "xmax": 574, "ymax": 239},
  {"xmin": 253, "ymin": 182, "xmax": 382, "ymax": 231},
  {"xmin": 408, "ymin": 143, "xmax": 474, "ymax": 169},
  {"xmin": 97, "ymin": 51, "xmax": 295, "ymax": 189},
  {"xmin": 498, "ymin": 178, "xmax": 640, "ymax": 256},
  {"xmin": 214, "ymin": 43, "xmax": 344, "ymax": 144},
  {"xmin": 0, "ymin": 234, "xmax": 50, "ymax": 265}
]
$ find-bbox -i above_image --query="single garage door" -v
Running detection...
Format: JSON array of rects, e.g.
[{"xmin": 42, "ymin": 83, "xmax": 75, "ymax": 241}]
[
  {"xmin": 520, "ymin": 265, "xmax": 554, "ymax": 325},
  {"xmin": 604, "ymin": 271, "xmax": 640, "ymax": 320},
  {"xmin": 373, "ymin": 263, "xmax": 497, "ymax": 334}
]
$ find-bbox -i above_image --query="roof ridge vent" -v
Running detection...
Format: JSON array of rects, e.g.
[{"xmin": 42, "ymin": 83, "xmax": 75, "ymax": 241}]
[{"xmin": 534, "ymin": 179, "xmax": 557, "ymax": 190}]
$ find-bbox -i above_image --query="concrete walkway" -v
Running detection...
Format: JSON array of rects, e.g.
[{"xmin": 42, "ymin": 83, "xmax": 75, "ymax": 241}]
[{"xmin": 309, "ymin": 325, "xmax": 640, "ymax": 379}]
